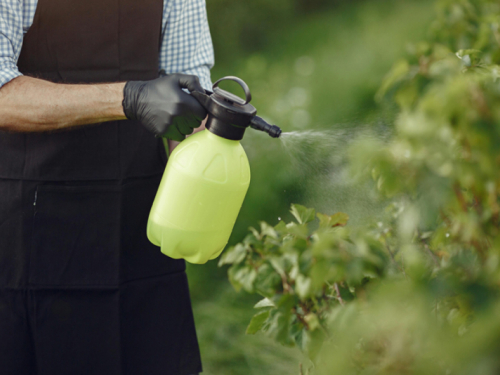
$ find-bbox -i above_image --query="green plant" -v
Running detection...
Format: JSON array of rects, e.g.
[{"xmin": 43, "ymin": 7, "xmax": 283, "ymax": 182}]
[
  {"xmin": 219, "ymin": 205, "xmax": 355, "ymax": 360},
  {"xmin": 221, "ymin": 0, "xmax": 500, "ymax": 373}
]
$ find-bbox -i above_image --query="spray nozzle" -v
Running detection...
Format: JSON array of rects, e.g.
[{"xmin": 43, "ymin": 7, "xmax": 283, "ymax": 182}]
[
  {"xmin": 191, "ymin": 76, "xmax": 282, "ymax": 141},
  {"xmin": 250, "ymin": 116, "xmax": 282, "ymax": 138}
]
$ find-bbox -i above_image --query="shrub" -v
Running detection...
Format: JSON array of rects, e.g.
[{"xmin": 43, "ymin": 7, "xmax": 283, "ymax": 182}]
[{"xmin": 221, "ymin": 0, "xmax": 500, "ymax": 373}]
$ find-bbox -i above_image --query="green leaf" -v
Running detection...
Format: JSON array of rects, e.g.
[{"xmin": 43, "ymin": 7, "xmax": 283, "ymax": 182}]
[
  {"xmin": 269, "ymin": 257, "xmax": 286, "ymax": 277},
  {"xmin": 246, "ymin": 310, "xmax": 270, "ymax": 334},
  {"xmin": 456, "ymin": 49, "xmax": 481, "ymax": 59},
  {"xmin": 229, "ymin": 265, "xmax": 257, "ymax": 293},
  {"xmin": 254, "ymin": 263, "xmax": 282, "ymax": 298},
  {"xmin": 317, "ymin": 212, "xmax": 349, "ymax": 229},
  {"xmin": 260, "ymin": 222, "xmax": 278, "ymax": 239},
  {"xmin": 296, "ymin": 274, "xmax": 312, "ymax": 299},
  {"xmin": 276, "ymin": 293, "xmax": 297, "ymax": 311},
  {"xmin": 376, "ymin": 59, "xmax": 410, "ymax": 102},
  {"xmin": 274, "ymin": 220, "xmax": 288, "ymax": 233},
  {"xmin": 290, "ymin": 204, "xmax": 316, "ymax": 225},
  {"xmin": 274, "ymin": 311, "xmax": 294, "ymax": 346},
  {"xmin": 218, "ymin": 243, "xmax": 247, "ymax": 266},
  {"xmin": 291, "ymin": 324, "xmax": 308, "ymax": 351},
  {"xmin": 254, "ymin": 297, "xmax": 276, "ymax": 309},
  {"xmin": 249, "ymin": 226, "xmax": 261, "ymax": 240},
  {"xmin": 330, "ymin": 212, "xmax": 349, "ymax": 227},
  {"xmin": 285, "ymin": 222, "xmax": 309, "ymax": 238},
  {"xmin": 304, "ymin": 313, "xmax": 320, "ymax": 331}
]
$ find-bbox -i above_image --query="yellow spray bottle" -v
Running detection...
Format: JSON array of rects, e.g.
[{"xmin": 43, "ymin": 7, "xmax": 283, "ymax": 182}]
[{"xmin": 147, "ymin": 77, "xmax": 282, "ymax": 264}]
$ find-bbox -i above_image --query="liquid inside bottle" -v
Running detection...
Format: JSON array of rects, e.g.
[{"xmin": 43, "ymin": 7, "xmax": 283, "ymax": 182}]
[{"xmin": 147, "ymin": 130, "xmax": 251, "ymax": 264}]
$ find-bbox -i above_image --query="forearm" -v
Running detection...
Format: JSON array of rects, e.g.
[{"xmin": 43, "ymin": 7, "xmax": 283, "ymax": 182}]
[{"xmin": 0, "ymin": 76, "xmax": 126, "ymax": 132}]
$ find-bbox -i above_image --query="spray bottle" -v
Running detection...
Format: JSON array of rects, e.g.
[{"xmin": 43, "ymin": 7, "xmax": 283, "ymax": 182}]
[{"xmin": 147, "ymin": 76, "xmax": 282, "ymax": 264}]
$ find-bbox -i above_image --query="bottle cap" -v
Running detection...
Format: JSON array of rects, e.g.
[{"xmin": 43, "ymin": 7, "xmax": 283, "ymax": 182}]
[{"xmin": 191, "ymin": 77, "xmax": 257, "ymax": 140}]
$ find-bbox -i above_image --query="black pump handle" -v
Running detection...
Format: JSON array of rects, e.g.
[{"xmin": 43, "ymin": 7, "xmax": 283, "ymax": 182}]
[{"xmin": 212, "ymin": 76, "xmax": 252, "ymax": 106}]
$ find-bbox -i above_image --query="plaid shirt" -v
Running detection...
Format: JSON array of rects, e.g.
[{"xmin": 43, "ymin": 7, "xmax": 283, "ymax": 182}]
[{"xmin": 0, "ymin": 0, "xmax": 214, "ymax": 90}]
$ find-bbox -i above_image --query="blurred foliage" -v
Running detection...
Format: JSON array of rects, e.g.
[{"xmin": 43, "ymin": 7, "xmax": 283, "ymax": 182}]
[
  {"xmin": 207, "ymin": 0, "xmax": 363, "ymax": 61},
  {"xmin": 212, "ymin": 0, "xmax": 435, "ymax": 247},
  {"xmin": 190, "ymin": 0, "xmax": 436, "ymax": 373},
  {"xmin": 220, "ymin": 0, "xmax": 500, "ymax": 373}
]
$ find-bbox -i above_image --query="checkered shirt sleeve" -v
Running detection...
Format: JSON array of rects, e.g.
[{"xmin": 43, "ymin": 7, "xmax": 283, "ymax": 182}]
[
  {"xmin": 0, "ymin": 0, "xmax": 24, "ymax": 88},
  {"xmin": 160, "ymin": 0, "xmax": 214, "ymax": 91},
  {"xmin": 0, "ymin": 0, "xmax": 214, "ymax": 90}
]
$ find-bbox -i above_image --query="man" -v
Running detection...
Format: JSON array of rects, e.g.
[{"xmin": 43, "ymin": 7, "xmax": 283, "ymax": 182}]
[{"xmin": 0, "ymin": 0, "xmax": 214, "ymax": 374}]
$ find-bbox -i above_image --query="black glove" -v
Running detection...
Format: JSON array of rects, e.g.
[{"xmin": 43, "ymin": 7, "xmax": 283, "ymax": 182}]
[{"xmin": 122, "ymin": 73, "xmax": 207, "ymax": 141}]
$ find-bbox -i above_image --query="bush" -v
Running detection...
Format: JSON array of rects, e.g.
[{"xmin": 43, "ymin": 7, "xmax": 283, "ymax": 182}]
[{"xmin": 221, "ymin": 0, "xmax": 500, "ymax": 373}]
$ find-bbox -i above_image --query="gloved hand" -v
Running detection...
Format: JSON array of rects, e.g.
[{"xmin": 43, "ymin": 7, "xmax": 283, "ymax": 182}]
[{"xmin": 122, "ymin": 73, "xmax": 207, "ymax": 141}]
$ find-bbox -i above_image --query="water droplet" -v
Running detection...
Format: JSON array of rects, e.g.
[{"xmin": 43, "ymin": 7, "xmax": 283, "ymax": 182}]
[{"xmin": 278, "ymin": 125, "xmax": 392, "ymax": 224}]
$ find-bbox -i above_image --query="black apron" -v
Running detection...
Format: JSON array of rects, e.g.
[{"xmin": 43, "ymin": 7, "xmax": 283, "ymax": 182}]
[{"xmin": 0, "ymin": 0, "xmax": 202, "ymax": 373}]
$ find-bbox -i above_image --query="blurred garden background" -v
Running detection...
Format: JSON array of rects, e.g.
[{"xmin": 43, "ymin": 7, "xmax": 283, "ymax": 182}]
[{"xmin": 187, "ymin": 0, "xmax": 436, "ymax": 373}]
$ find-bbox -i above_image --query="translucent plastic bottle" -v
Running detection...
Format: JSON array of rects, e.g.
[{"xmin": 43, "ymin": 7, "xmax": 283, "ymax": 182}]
[
  {"xmin": 147, "ymin": 77, "xmax": 281, "ymax": 264},
  {"xmin": 147, "ymin": 130, "xmax": 250, "ymax": 264}
]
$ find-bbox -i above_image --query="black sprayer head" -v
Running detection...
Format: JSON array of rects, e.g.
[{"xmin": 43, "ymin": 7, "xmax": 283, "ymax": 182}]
[
  {"xmin": 191, "ymin": 76, "xmax": 282, "ymax": 141},
  {"xmin": 250, "ymin": 116, "xmax": 282, "ymax": 138}
]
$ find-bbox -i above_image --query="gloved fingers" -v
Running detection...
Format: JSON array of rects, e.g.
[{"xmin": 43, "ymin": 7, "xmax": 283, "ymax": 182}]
[
  {"xmin": 124, "ymin": 73, "xmax": 207, "ymax": 140},
  {"xmin": 177, "ymin": 74, "xmax": 205, "ymax": 94},
  {"xmin": 181, "ymin": 92, "xmax": 208, "ymax": 120}
]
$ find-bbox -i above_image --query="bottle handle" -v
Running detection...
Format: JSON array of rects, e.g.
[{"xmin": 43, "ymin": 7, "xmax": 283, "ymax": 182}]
[{"xmin": 212, "ymin": 76, "xmax": 252, "ymax": 106}]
